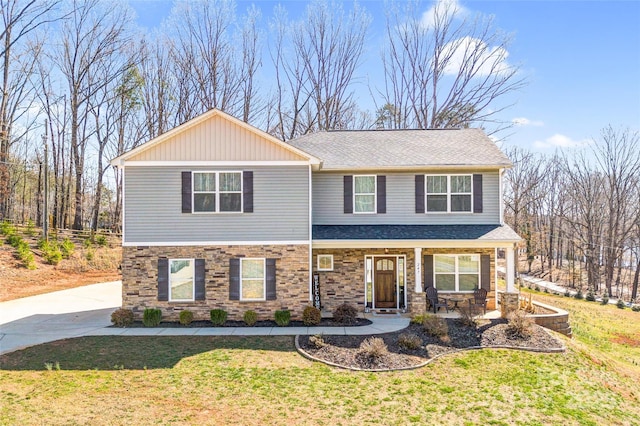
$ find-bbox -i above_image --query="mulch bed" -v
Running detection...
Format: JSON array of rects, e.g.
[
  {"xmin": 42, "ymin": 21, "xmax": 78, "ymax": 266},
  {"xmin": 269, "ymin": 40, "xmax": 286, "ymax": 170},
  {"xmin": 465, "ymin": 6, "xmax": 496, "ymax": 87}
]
[
  {"xmin": 117, "ymin": 318, "xmax": 372, "ymax": 328},
  {"xmin": 297, "ymin": 318, "xmax": 565, "ymax": 371}
]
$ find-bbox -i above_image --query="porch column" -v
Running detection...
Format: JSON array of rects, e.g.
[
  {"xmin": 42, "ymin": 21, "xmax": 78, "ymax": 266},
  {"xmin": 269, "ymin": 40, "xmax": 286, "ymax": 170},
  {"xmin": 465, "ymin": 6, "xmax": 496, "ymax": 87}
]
[
  {"xmin": 414, "ymin": 247, "xmax": 422, "ymax": 292},
  {"xmin": 506, "ymin": 245, "xmax": 516, "ymax": 292}
]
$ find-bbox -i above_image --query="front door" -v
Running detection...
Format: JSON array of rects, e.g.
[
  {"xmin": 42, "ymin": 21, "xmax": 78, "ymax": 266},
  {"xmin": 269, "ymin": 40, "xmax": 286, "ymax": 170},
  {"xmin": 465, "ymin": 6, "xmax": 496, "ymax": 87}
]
[{"xmin": 374, "ymin": 257, "xmax": 396, "ymax": 308}]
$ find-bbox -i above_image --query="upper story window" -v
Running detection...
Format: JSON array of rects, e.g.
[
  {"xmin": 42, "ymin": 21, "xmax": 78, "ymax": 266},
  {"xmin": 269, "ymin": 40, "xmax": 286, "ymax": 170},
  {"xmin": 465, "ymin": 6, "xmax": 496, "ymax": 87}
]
[
  {"xmin": 426, "ymin": 174, "xmax": 472, "ymax": 213},
  {"xmin": 354, "ymin": 175, "xmax": 376, "ymax": 214},
  {"xmin": 193, "ymin": 171, "xmax": 242, "ymax": 213}
]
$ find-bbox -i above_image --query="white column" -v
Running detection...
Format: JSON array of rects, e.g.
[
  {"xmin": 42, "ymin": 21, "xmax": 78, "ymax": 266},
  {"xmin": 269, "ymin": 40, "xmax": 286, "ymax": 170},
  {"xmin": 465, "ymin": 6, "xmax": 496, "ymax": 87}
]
[
  {"xmin": 414, "ymin": 247, "xmax": 423, "ymax": 293},
  {"xmin": 506, "ymin": 245, "xmax": 515, "ymax": 292}
]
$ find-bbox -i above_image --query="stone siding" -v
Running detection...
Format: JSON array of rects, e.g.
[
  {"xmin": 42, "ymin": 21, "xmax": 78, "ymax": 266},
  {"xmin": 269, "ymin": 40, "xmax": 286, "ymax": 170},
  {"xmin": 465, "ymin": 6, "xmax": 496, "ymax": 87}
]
[{"xmin": 122, "ymin": 245, "xmax": 309, "ymax": 321}]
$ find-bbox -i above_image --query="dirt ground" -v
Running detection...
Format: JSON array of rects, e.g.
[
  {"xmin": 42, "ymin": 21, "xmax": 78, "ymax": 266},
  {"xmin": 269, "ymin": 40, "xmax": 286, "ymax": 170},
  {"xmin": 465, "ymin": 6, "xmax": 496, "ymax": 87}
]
[{"xmin": 0, "ymin": 245, "xmax": 121, "ymax": 302}]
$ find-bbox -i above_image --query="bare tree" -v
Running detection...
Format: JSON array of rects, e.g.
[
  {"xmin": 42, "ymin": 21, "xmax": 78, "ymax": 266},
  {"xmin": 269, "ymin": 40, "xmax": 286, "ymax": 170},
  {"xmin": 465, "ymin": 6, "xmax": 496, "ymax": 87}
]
[{"xmin": 380, "ymin": 0, "xmax": 525, "ymax": 131}]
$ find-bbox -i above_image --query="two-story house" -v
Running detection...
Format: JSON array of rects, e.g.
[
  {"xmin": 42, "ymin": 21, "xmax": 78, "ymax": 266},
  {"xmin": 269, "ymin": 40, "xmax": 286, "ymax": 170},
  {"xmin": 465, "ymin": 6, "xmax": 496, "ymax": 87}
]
[{"xmin": 110, "ymin": 109, "xmax": 520, "ymax": 321}]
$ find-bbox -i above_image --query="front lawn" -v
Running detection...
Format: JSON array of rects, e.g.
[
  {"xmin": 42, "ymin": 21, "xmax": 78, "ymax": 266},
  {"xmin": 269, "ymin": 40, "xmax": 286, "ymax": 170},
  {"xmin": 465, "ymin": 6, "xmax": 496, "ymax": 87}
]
[{"xmin": 1, "ymin": 293, "xmax": 639, "ymax": 425}]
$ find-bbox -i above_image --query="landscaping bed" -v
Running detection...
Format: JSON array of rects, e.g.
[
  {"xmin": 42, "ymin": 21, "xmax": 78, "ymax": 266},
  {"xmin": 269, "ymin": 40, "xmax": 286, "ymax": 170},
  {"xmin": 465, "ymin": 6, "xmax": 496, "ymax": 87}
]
[{"xmin": 115, "ymin": 318, "xmax": 372, "ymax": 328}]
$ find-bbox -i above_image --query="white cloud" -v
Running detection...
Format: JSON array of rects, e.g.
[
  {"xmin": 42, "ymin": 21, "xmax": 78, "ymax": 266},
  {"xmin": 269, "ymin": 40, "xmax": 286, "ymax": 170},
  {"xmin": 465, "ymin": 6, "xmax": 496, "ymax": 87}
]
[
  {"xmin": 421, "ymin": 0, "xmax": 468, "ymax": 29},
  {"xmin": 512, "ymin": 117, "xmax": 544, "ymax": 127},
  {"xmin": 533, "ymin": 134, "xmax": 590, "ymax": 149},
  {"xmin": 440, "ymin": 36, "xmax": 512, "ymax": 76}
]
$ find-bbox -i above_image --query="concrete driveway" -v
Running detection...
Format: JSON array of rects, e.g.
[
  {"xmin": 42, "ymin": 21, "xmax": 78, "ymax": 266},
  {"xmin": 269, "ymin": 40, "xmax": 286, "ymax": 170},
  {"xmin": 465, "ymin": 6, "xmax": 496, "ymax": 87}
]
[{"xmin": 0, "ymin": 281, "xmax": 121, "ymax": 355}]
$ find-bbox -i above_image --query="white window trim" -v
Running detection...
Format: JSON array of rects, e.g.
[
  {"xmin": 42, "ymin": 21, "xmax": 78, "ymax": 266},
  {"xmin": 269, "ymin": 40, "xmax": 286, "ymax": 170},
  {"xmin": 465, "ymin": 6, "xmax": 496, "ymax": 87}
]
[
  {"xmin": 240, "ymin": 258, "xmax": 266, "ymax": 301},
  {"xmin": 317, "ymin": 254, "xmax": 334, "ymax": 271},
  {"xmin": 433, "ymin": 254, "xmax": 480, "ymax": 293},
  {"xmin": 425, "ymin": 174, "xmax": 473, "ymax": 214},
  {"xmin": 169, "ymin": 258, "xmax": 195, "ymax": 302},
  {"xmin": 353, "ymin": 174, "xmax": 377, "ymax": 214},
  {"xmin": 192, "ymin": 170, "xmax": 243, "ymax": 214}
]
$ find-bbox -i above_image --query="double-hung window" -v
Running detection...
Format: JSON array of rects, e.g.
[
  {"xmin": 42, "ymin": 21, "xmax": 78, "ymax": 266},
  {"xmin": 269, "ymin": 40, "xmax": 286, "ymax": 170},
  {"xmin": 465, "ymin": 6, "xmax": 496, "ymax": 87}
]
[
  {"xmin": 240, "ymin": 258, "xmax": 266, "ymax": 301},
  {"xmin": 169, "ymin": 259, "xmax": 194, "ymax": 301},
  {"xmin": 426, "ymin": 174, "xmax": 472, "ymax": 212},
  {"xmin": 434, "ymin": 254, "xmax": 479, "ymax": 292},
  {"xmin": 193, "ymin": 171, "xmax": 242, "ymax": 213},
  {"xmin": 354, "ymin": 175, "xmax": 376, "ymax": 213}
]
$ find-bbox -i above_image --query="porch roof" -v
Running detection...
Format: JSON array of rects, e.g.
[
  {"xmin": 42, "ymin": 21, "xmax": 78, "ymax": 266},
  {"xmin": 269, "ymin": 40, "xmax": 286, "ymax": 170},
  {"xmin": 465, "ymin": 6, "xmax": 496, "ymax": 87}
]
[{"xmin": 312, "ymin": 224, "xmax": 521, "ymax": 242}]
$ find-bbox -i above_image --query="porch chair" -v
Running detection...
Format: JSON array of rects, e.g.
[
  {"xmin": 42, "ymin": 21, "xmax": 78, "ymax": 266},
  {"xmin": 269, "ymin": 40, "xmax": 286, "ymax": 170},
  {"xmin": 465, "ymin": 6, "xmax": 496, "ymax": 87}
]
[
  {"xmin": 469, "ymin": 288, "xmax": 488, "ymax": 315},
  {"xmin": 425, "ymin": 286, "xmax": 448, "ymax": 314}
]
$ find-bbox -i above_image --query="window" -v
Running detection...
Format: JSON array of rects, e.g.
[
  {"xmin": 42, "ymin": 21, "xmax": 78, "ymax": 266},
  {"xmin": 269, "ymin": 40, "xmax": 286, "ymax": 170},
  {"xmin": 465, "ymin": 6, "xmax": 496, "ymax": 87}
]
[
  {"xmin": 193, "ymin": 171, "xmax": 242, "ymax": 213},
  {"xmin": 354, "ymin": 175, "xmax": 376, "ymax": 213},
  {"xmin": 426, "ymin": 175, "xmax": 472, "ymax": 212},
  {"xmin": 434, "ymin": 254, "xmax": 479, "ymax": 292},
  {"xmin": 169, "ymin": 259, "xmax": 194, "ymax": 301},
  {"xmin": 317, "ymin": 254, "xmax": 333, "ymax": 271},
  {"xmin": 241, "ymin": 258, "xmax": 265, "ymax": 301}
]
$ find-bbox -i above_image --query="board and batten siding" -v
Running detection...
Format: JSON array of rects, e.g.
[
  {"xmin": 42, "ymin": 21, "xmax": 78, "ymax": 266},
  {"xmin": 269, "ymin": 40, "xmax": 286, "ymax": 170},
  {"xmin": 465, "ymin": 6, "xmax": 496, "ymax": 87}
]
[
  {"xmin": 124, "ymin": 166, "xmax": 309, "ymax": 243},
  {"xmin": 128, "ymin": 115, "xmax": 305, "ymax": 162},
  {"xmin": 312, "ymin": 171, "xmax": 501, "ymax": 225}
]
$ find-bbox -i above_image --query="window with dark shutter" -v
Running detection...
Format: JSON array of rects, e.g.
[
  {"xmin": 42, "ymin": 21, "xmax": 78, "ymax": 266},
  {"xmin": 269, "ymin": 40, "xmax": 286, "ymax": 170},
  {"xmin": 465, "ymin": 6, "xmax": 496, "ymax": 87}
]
[
  {"xmin": 377, "ymin": 175, "xmax": 386, "ymax": 214},
  {"xmin": 181, "ymin": 172, "xmax": 192, "ymax": 213},
  {"xmin": 481, "ymin": 254, "xmax": 491, "ymax": 291},
  {"xmin": 344, "ymin": 175, "xmax": 353, "ymax": 213},
  {"xmin": 243, "ymin": 171, "xmax": 253, "ymax": 213},
  {"xmin": 424, "ymin": 255, "xmax": 434, "ymax": 289},
  {"xmin": 195, "ymin": 259, "xmax": 206, "ymax": 300},
  {"xmin": 473, "ymin": 174, "xmax": 483, "ymax": 213},
  {"xmin": 415, "ymin": 175, "xmax": 425, "ymax": 213},
  {"xmin": 158, "ymin": 258, "xmax": 169, "ymax": 301},
  {"xmin": 266, "ymin": 258, "xmax": 276, "ymax": 300},
  {"xmin": 229, "ymin": 258, "xmax": 240, "ymax": 300}
]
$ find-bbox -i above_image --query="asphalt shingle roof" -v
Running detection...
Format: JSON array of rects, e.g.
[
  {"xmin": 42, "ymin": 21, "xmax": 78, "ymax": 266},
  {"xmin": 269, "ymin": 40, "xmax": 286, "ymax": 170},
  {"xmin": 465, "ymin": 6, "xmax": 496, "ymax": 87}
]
[
  {"xmin": 287, "ymin": 128, "xmax": 511, "ymax": 170},
  {"xmin": 312, "ymin": 224, "xmax": 521, "ymax": 241}
]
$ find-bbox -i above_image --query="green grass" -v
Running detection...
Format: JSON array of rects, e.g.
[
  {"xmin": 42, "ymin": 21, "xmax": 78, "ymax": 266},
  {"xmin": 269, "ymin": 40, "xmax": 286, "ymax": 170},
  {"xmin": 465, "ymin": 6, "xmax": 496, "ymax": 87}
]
[{"xmin": 1, "ymin": 293, "xmax": 640, "ymax": 425}]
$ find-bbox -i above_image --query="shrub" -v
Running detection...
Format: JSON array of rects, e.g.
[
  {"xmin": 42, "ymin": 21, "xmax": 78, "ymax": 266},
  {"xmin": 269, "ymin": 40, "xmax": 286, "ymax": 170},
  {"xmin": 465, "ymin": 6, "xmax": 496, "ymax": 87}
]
[
  {"xmin": 397, "ymin": 333, "xmax": 422, "ymax": 350},
  {"xmin": 95, "ymin": 234, "xmax": 108, "ymax": 247},
  {"xmin": 616, "ymin": 299, "xmax": 625, "ymax": 309},
  {"xmin": 309, "ymin": 334, "xmax": 326, "ymax": 349},
  {"xmin": 410, "ymin": 314, "xmax": 426, "ymax": 324},
  {"xmin": 631, "ymin": 305, "xmax": 640, "ymax": 312},
  {"xmin": 422, "ymin": 314, "xmax": 448, "ymax": 337},
  {"xmin": 85, "ymin": 246, "xmax": 95, "ymax": 261},
  {"xmin": 534, "ymin": 285, "xmax": 540, "ymax": 292},
  {"xmin": 1, "ymin": 220, "xmax": 15, "ymax": 236},
  {"xmin": 457, "ymin": 305, "xmax": 478, "ymax": 327},
  {"xmin": 210, "ymin": 309, "xmax": 228, "ymax": 326},
  {"xmin": 302, "ymin": 306, "xmax": 321, "ymax": 326},
  {"xmin": 25, "ymin": 219, "xmax": 37, "ymax": 237},
  {"xmin": 274, "ymin": 310, "xmax": 291, "ymax": 326},
  {"xmin": 543, "ymin": 287, "xmax": 549, "ymax": 293},
  {"xmin": 585, "ymin": 291, "xmax": 596, "ymax": 302},
  {"xmin": 333, "ymin": 303, "xmax": 357, "ymax": 325},
  {"xmin": 600, "ymin": 296, "xmax": 609, "ymax": 305},
  {"xmin": 60, "ymin": 238, "xmax": 75, "ymax": 259},
  {"xmin": 83, "ymin": 238, "xmax": 93, "ymax": 249},
  {"xmin": 6, "ymin": 233, "xmax": 21, "ymax": 247},
  {"xmin": 358, "ymin": 337, "xmax": 388, "ymax": 361},
  {"xmin": 243, "ymin": 310, "xmax": 258, "ymax": 326},
  {"xmin": 40, "ymin": 240, "xmax": 62, "ymax": 265},
  {"xmin": 11, "ymin": 237, "xmax": 36, "ymax": 269},
  {"xmin": 574, "ymin": 290, "xmax": 584, "ymax": 300},
  {"xmin": 142, "ymin": 308, "xmax": 162, "ymax": 327},
  {"xmin": 111, "ymin": 308, "xmax": 134, "ymax": 327},
  {"xmin": 179, "ymin": 310, "xmax": 194, "ymax": 326},
  {"xmin": 564, "ymin": 290, "xmax": 571, "ymax": 297},
  {"xmin": 506, "ymin": 310, "xmax": 534, "ymax": 339}
]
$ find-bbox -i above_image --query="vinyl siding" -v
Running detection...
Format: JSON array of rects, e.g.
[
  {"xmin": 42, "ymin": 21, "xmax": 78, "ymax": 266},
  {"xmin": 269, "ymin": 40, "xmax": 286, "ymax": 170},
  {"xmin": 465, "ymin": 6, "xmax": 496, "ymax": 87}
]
[
  {"xmin": 124, "ymin": 166, "xmax": 309, "ymax": 243},
  {"xmin": 312, "ymin": 171, "xmax": 501, "ymax": 225}
]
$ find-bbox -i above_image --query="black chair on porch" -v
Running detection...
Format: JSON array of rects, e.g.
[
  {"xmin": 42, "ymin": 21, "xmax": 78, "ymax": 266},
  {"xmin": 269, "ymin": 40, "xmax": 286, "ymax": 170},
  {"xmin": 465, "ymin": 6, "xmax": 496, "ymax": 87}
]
[
  {"xmin": 469, "ymin": 288, "xmax": 488, "ymax": 315},
  {"xmin": 425, "ymin": 286, "xmax": 448, "ymax": 314}
]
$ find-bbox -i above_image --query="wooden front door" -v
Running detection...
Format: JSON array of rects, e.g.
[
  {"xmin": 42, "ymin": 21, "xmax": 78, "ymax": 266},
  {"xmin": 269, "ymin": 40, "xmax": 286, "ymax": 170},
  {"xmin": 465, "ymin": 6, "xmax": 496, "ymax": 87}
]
[{"xmin": 374, "ymin": 257, "xmax": 396, "ymax": 308}]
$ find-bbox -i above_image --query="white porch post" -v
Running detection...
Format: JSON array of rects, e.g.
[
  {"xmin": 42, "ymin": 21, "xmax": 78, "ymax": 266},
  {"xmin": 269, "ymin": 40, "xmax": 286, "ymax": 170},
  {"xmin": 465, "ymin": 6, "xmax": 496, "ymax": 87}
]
[
  {"xmin": 506, "ymin": 245, "xmax": 516, "ymax": 292},
  {"xmin": 414, "ymin": 247, "xmax": 422, "ymax": 292}
]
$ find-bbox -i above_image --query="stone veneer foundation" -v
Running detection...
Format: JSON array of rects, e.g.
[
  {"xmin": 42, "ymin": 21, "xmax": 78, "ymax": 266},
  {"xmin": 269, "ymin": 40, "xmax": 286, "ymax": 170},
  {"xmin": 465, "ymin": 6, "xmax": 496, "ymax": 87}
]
[{"xmin": 122, "ymin": 244, "xmax": 310, "ymax": 321}]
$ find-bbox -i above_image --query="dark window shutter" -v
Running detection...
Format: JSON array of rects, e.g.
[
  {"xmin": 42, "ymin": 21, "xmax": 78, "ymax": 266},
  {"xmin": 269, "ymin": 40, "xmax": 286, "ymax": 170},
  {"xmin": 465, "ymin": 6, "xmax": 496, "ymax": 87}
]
[
  {"xmin": 343, "ymin": 175, "xmax": 353, "ymax": 214},
  {"xmin": 158, "ymin": 258, "xmax": 169, "ymax": 301},
  {"xmin": 424, "ymin": 255, "xmax": 434, "ymax": 289},
  {"xmin": 473, "ymin": 174, "xmax": 483, "ymax": 213},
  {"xmin": 266, "ymin": 258, "xmax": 277, "ymax": 300},
  {"xmin": 415, "ymin": 175, "xmax": 425, "ymax": 213},
  {"xmin": 181, "ymin": 171, "xmax": 192, "ymax": 213},
  {"xmin": 229, "ymin": 258, "xmax": 240, "ymax": 300},
  {"xmin": 195, "ymin": 259, "xmax": 206, "ymax": 300},
  {"xmin": 481, "ymin": 254, "xmax": 491, "ymax": 291},
  {"xmin": 243, "ymin": 171, "xmax": 254, "ymax": 213},
  {"xmin": 377, "ymin": 175, "xmax": 386, "ymax": 214}
]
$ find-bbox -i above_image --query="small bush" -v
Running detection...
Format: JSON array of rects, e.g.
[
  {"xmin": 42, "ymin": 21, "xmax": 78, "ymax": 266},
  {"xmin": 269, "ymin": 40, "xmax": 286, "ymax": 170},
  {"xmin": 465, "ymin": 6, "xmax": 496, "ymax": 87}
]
[
  {"xmin": 1, "ymin": 220, "xmax": 15, "ymax": 236},
  {"xmin": 506, "ymin": 310, "xmax": 534, "ymax": 339},
  {"xmin": 543, "ymin": 287, "xmax": 549, "ymax": 293},
  {"xmin": 333, "ymin": 303, "xmax": 357, "ymax": 325},
  {"xmin": 111, "ymin": 308, "xmax": 134, "ymax": 327},
  {"xmin": 574, "ymin": 290, "xmax": 584, "ymax": 300},
  {"xmin": 410, "ymin": 314, "xmax": 427, "ymax": 324},
  {"xmin": 397, "ymin": 333, "xmax": 422, "ymax": 350},
  {"xmin": 85, "ymin": 246, "xmax": 95, "ymax": 261},
  {"xmin": 243, "ymin": 310, "xmax": 258, "ymax": 326},
  {"xmin": 12, "ymin": 238, "xmax": 35, "ymax": 269},
  {"xmin": 25, "ymin": 219, "xmax": 37, "ymax": 237},
  {"xmin": 302, "ymin": 306, "xmax": 321, "ymax": 326},
  {"xmin": 40, "ymin": 240, "xmax": 62, "ymax": 265},
  {"xmin": 6, "ymin": 233, "xmax": 21, "ymax": 247},
  {"xmin": 309, "ymin": 334, "xmax": 326, "ymax": 349},
  {"xmin": 95, "ymin": 234, "xmax": 108, "ymax": 247},
  {"xmin": 142, "ymin": 308, "xmax": 162, "ymax": 327},
  {"xmin": 616, "ymin": 299, "xmax": 625, "ymax": 309},
  {"xmin": 60, "ymin": 238, "xmax": 75, "ymax": 259},
  {"xmin": 564, "ymin": 290, "xmax": 571, "ymax": 297},
  {"xmin": 585, "ymin": 291, "xmax": 596, "ymax": 302},
  {"xmin": 179, "ymin": 310, "xmax": 194, "ymax": 326},
  {"xmin": 422, "ymin": 314, "xmax": 448, "ymax": 337},
  {"xmin": 600, "ymin": 296, "xmax": 609, "ymax": 305},
  {"xmin": 534, "ymin": 285, "xmax": 540, "ymax": 292},
  {"xmin": 631, "ymin": 305, "xmax": 640, "ymax": 312},
  {"xmin": 457, "ymin": 305, "xmax": 478, "ymax": 327},
  {"xmin": 274, "ymin": 310, "xmax": 291, "ymax": 326},
  {"xmin": 210, "ymin": 309, "xmax": 228, "ymax": 326},
  {"xmin": 358, "ymin": 337, "xmax": 388, "ymax": 361}
]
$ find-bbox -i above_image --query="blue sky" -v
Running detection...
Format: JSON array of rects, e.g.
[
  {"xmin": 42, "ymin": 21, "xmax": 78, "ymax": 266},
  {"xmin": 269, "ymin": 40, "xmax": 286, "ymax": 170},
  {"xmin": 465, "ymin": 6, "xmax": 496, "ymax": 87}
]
[{"xmin": 129, "ymin": 0, "xmax": 640, "ymax": 152}]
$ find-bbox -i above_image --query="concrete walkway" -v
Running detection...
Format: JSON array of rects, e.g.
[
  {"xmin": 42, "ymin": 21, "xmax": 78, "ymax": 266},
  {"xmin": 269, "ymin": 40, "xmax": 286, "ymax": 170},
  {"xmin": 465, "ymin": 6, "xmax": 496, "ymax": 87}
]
[{"xmin": 0, "ymin": 281, "xmax": 410, "ymax": 356}]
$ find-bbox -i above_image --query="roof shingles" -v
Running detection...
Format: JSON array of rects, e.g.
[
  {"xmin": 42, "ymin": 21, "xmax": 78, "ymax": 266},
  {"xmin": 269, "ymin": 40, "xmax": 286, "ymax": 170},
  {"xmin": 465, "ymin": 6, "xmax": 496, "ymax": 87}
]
[{"xmin": 312, "ymin": 224, "xmax": 521, "ymax": 241}]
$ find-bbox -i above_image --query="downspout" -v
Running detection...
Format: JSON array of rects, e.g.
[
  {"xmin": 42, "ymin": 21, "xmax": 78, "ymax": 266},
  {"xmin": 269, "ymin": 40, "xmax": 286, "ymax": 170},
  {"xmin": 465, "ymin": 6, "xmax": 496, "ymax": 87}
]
[
  {"xmin": 308, "ymin": 163, "xmax": 313, "ymax": 302},
  {"xmin": 499, "ymin": 168, "xmax": 505, "ymax": 225}
]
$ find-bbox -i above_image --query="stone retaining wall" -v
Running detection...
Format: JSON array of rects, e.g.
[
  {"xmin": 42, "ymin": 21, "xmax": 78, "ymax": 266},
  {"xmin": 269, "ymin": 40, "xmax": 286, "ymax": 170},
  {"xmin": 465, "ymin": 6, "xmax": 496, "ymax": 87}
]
[{"xmin": 530, "ymin": 300, "xmax": 572, "ymax": 337}]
